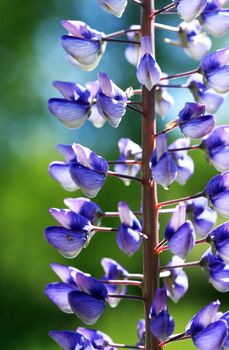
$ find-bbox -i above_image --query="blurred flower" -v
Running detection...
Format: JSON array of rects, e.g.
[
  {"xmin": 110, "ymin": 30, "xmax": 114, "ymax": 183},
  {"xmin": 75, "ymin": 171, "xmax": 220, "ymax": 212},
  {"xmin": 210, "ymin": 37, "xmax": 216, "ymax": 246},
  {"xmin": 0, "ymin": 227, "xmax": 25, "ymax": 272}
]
[
  {"xmin": 201, "ymin": 1, "xmax": 229, "ymax": 37},
  {"xmin": 98, "ymin": 0, "xmax": 128, "ymax": 17},
  {"xmin": 61, "ymin": 20, "xmax": 106, "ymax": 70},
  {"xmin": 208, "ymin": 221, "xmax": 229, "ymax": 263},
  {"xmin": 117, "ymin": 201, "xmax": 142, "ymax": 256},
  {"xmin": 200, "ymin": 48, "xmax": 229, "ymax": 93},
  {"xmin": 125, "ymin": 25, "xmax": 141, "ymax": 66},
  {"xmin": 96, "ymin": 73, "xmax": 127, "ymax": 128},
  {"xmin": 137, "ymin": 320, "xmax": 145, "ymax": 346},
  {"xmin": 173, "ymin": 0, "xmax": 208, "ymax": 22},
  {"xmin": 188, "ymin": 74, "xmax": 224, "ymax": 113},
  {"xmin": 49, "ymin": 330, "xmax": 93, "ymax": 350},
  {"xmin": 137, "ymin": 36, "xmax": 161, "ymax": 91},
  {"xmin": 150, "ymin": 287, "xmax": 175, "ymax": 340},
  {"xmin": 205, "ymin": 171, "xmax": 229, "ymax": 217},
  {"xmin": 49, "ymin": 143, "xmax": 109, "ymax": 198},
  {"xmin": 155, "ymin": 75, "xmax": 174, "ymax": 117}
]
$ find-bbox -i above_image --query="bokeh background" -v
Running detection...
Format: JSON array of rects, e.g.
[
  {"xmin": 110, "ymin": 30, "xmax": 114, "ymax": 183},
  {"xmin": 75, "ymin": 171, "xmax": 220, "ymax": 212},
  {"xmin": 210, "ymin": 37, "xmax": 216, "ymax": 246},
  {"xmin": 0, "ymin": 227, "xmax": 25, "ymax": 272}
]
[{"xmin": 1, "ymin": 0, "xmax": 228, "ymax": 349}]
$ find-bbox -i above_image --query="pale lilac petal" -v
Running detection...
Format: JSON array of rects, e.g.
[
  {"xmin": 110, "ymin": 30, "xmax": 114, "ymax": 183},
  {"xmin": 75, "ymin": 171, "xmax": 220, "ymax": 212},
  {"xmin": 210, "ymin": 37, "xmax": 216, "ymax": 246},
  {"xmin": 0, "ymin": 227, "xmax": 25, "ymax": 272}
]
[
  {"xmin": 193, "ymin": 320, "xmax": 228, "ymax": 350},
  {"xmin": 45, "ymin": 282, "xmax": 75, "ymax": 313},
  {"xmin": 48, "ymin": 162, "xmax": 79, "ymax": 192}
]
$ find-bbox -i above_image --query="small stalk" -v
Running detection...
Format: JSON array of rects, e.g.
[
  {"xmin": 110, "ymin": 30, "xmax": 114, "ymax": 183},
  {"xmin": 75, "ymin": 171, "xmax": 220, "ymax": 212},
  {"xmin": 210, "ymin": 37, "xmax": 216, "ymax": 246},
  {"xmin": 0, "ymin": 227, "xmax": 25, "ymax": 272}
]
[
  {"xmin": 105, "ymin": 28, "xmax": 140, "ymax": 40},
  {"xmin": 155, "ymin": 239, "xmax": 167, "ymax": 251},
  {"xmin": 150, "ymin": 3, "xmax": 175, "ymax": 17},
  {"xmin": 108, "ymin": 294, "xmax": 144, "ymax": 301},
  {"xmin": 154, "ymin": 22, "xmax": 179, "ymax": 32},
  {"xmin": 108, "ymin": 160, "xmax": 141, "ymax": 165},
  {"xmin": 158, "ymin": 191, "xmax": 204, "ymax": 208},
  {"xmin": 102, "ymin": 37, "xmax": 140, "ymax": 45},
  {"xmin": 160, "ymin": 333, "xmax": 190, "ymax": 347},
  {"xmin": 100, "ymin": 279, "xmax": 142, "ymax": 286},
  {"xmin": 156, "ymin": 120, "xmax": 178, "ymax": 136},
  {"xmin": 156, "ymin": 83, "xmax": 190, "ymax": 89},
  {"xmin": 107, "ymin": 170, "xmax": 142, "ymax": 183},
  {"xmin": 127, "ymin": 273, "xmax": 143, "ymax": 279},
  {"xmin": 107, "ymin": 343, "xmax": 145, "ymax": 350},
  {"xmin": 127, "ymin": 104, "xmax": 145, "ymax": 115},
  {"xmin": 160, "ymin": 261, "xmax": 200, "ymax": 270},
  {"xmin": 161, "ymin": 68, "xmax": 200, "ymax": 81},
  {"xmin": 93, "ymin": 226, "xmax": 118, "ymax": 232},
  {"xmin": 168, "ymin": 144, "xmax": 201, "ymax": 152},
  {"xmin": 102, "ymin": 211, "xmax": 142, "ymax": 217}
]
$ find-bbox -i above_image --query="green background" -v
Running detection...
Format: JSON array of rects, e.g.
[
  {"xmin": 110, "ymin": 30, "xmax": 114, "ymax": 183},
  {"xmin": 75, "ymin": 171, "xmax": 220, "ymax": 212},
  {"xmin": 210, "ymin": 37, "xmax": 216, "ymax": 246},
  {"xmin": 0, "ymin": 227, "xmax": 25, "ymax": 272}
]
[{"xmin": 0, "ymin": 0, "xmax": 228, "ymax": 349}]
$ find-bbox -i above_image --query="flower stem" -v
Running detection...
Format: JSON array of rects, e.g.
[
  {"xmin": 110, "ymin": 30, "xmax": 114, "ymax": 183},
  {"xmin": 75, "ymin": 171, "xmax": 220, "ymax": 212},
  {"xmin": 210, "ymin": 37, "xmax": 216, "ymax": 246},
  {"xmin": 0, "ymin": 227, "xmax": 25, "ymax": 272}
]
[
  {"xmin": 158, "ymin": 191, "xmax": 204, "ymax": 208},
  {"xmin": 93, "ymin": 226, "xmax": 118, "ymax": 232},
  {"xmin": 154, "ymin": 22, "xmax": 179, "ymax": 32},
  {"xmin": 127, "ymin": 104, "xmax": 144, "ymax": 115},
  {"xmin": 127, "ymin": 273, "xmax": 143, "ymax": 279},
  {"xmin": 151, "ymin": 3, "xmax": 175, "ymax": 18},
  {"xmin": 107, "ymin": 170, "xmax": 142, "ymax": 183},
  {"xmin": 168, "ymin": 144, "xmax": 201, "ymax": 152},
  {"xmin": 108, "ymin": 343, "xmax": 144, "ymax": 350},
  {"xmin": 156, "ymin": 83, "xmax": 190, "ymax": 88},
  {"xmin": 108, "ymin": 294, "xmax": 144, "ymax": 301},
  {"xmin": 159, "ymin": 333, "xmax": 190, "ymax": 347},
  {"xmin": 160, "ymin": 261, "xmax": 200, "ymax": 270},
  {"xmin": 108, "ymin": 160, "xmax": 141, "ymax": 165},
  {"xmin": 102, "ymin": 37, "xmax": 140, "ymax": 45},
  {"xmin": 102, "ymin": 211, "xmax": 142, "ymax": 217},
  {"xmin": 100, "ymin": 279, "xmax": 142, "ymax": 286},
  {"xmin": 105, "ymin": 27, "xmax": 140, "ymax": 40},
  {"xmin": 161, "ymin": 68, "xmax": 200, "ymax": 81}
]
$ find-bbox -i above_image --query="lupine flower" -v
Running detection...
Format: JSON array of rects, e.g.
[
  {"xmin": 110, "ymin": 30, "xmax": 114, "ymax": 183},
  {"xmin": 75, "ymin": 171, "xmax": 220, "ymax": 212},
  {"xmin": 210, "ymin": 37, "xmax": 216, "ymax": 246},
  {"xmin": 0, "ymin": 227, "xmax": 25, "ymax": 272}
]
[
  {"xmin": 86, "ymin": 80, "xmax": 107, "ymax": 128},
  {"xmin": 208, "ymin": 221, "xmax": 229, "ymax": 263},
  {"xmin": 164, "ymin": 256, "xmax": 189, "ymax": 303},
  {"xmin": 96, "ymin": 73, "xmax": 127, "ymax": 128},
  {"xmin": 155, "ymin": 76, "xmax": 174, "ymax": 117},
  {"xmin": 200, "ymin": 248, "xmax": 229, "ymax": 292},
  {"xmin": 201, "ymin": 125, "xmax": 229, "ymax": 172},
  {"xmin": 61, "ymin": 20, "xmax": 106, "ymax": 71},
  {"xmin": 200, "ymin": 48, "xmax": 229, "ymax": 93},
  {"xmin": 173, "ymin": 0, "xmax": 208, "ymax": 22},
  {"xmin": 168, "ymin": 138, "xmax": 194, "ymax": 185},
  {"xmin": 136, "ymin": 36, "xmax": 161, "ymax": 91},
  {"xmin": 45, "ymin": 264, "xmax": 108, "ymax": 324},
  {"xmin": 178, "ymin": 20, "xmax": 211, "ymax": 60},
  {"xmin": 164, "ymin": 203, "xmax": 195, "ymax": 259},
  {"xmin": 117, "ymin": 201, "xmax": 142, "ymax": 256},
  {"xmin": 49, "ymin": 330, "xmax": 94, "ymax": 350},
  {"xmin": 114, "ymin": 138, "xmax": 142, "ymax": 186},
  {"xmin": 49, "ymin": 143, "xmax": 109, "ymax": 198},
  {"xmin": 185, "ymin": 300, "xmax": 228, "ymax": 350},
  {"xmin": 177, "ymin": 102, "xmax": 215, "ymax": 138},
  {"xmin": 77, "ymin": 327, "xmax": 116, "ymax": 350},
  {"xmin": 137, "ymin": 319, "xmax": 145, "ymax": 346},
  {"xmin": 186, "ymin": 197, "xmax": 217, "ymax": 238},
  {"xmin": 48, "ymin": 81, "xmax": 92, "ymax": 128},
  {"xmin": 101, "ymin": 257, "xmax": 128, "ymax": 307},
  {"xmin": 188, "ymin": 74, "xmax": 224, "ymax": 113},
  {"xmin": 201, "ymin": 1, "xmax": 229, "ymax": 37},
  {"xmin": 45, "ymin": 209, "xmax": 91, "ymax": 258},
  {"xmin": 125, "ymin": 25, "xmax": 141, "ymax": 66},
  {"xmin": 205, "ymin": 171, "xmax": 229, "ymax": 218},
  {"xmin": 98, "ymin": 0, "xmax": 128, "ymax": 17},
  {"xmin": 150, "ymin": 287, "xmax": 175, "ymax": 340},
  {"xmin": 219, "ymin": 312, "xmax": 229, "ymax": 349},
  {"xmin": 150, "ymin": 134, "xmax": 177, "ymax": 189}
]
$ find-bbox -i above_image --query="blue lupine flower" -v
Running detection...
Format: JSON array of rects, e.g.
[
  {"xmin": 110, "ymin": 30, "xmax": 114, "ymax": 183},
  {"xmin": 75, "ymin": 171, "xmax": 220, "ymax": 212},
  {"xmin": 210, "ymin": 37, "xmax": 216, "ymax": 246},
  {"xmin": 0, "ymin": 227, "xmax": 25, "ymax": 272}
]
[
  {"xmin": 208, "ymin": 221, "xmax": 229, "ymax": 263},
  {"xmin": 200, "ymin": 248, "xmax": 229, "ymax": 292},
  {"xmin": 186, "ymin": 197, "xmax": 217, "ymax": 238},
  {"xmin": 101, "ymin": 257, "xmax": 128, "ymax": 307},
  {"xmin": 178, "ymin": 102, "xmax": 215, "ymax": 138},
  {"xmin": 61, "ymin": 20, "xmax": 106, "ymax": 71},
  {"xmin": 137, "ymin": 36, "xmax": 161, "ymax": 91},
  {"xmin": 201, "ymin": 125, "xmax": 229, "ymax": 172},
  {"xmin": 45, "ymin": 264, "xmax": 108, "ymax": 324},
  {"xmin": 114, "ymin": 138, "xmax": 142, "ymax": 186},
  {"xmin": 168, "ymin": 138, "xmax": 194, "ymax": 185},
  {"xmin": 178, "ymin": 20, "xmax": 211, "ymax": 60},
  {"xmin": 155, "ymin": 75, "xmax": 174, "ymax": 117},
  {"xmin": 201, "ymin": 1, "xmax": 229, "ymax": 37},
  {"xmin": 164, "ymin": 256, "xmax": 189, "ymax": 303},
  {"xmin": 48, "ymin": 81, "xmax": 92, "ymax": 128},
  {"xmin": 200, "ymin": 48, "xmax": 229, "ymax": 93},
  {"xmin": 49, "ymin": 143, "xmax": 109, "ymax": 198},
  {"xmin": 49, "ymin": 330, "xmax": 94, "ymax": 350},
  {"xmin": 173, "ymin": 0, "xmax": 208, "ymax": 22},
  {"xmin": 137, "ymin": 320, "xmax": 145, "ymax": 346},
  {"xmin": 98, "ymin": 0, "xmax": 128, "ymax": 17},
  {"xmin": 150, "ymin": 134, "xmax": 177, "ymax": 189},
  {"xmin": 96, "ymin": 73, "xmax": 127, "ymax": 128},
  {"xmin": 205, "ymin": 171, "xmax": 229, "ymax": 217},
  {"xmin": 164, "ymin": 203, "xmax": 195, "ymax": 258},
  {"xmin": 185, "ymin": 300, "xmax": 228, "ymax": 350},
  {"xmin": 125, "ymin": 25, "xmax": 141, "ymax": 66},
  {"xmin": 188, "ymin": 74, "xmax": 224, "ymax": 113},
  {"xmin": 219, "ymin": 312, "xmax": 229, "ymax": 349},
  {"xmin": 150, "ymin": 287, "xmax": 175, "ymax": 340},
  {"xmin": 77, "ymin": 327, "xmax": 116, "ymax": 350},
  {"xmin": 85, "ymin": 80, "xmax": 106, "ymax": 128},
  {"xmin": 117, "ymin": 201, "xmax": 142, "ymax": 256},
  {"xmin": 45, "ymin": 208, "xmax": 91, "ymax": 258}
]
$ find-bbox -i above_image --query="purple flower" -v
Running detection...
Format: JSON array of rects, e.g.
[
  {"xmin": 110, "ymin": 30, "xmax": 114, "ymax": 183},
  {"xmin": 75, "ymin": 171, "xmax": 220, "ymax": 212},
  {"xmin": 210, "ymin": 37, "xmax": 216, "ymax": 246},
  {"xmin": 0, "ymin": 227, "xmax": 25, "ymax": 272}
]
[
  {"xmin": 200, "ymin": 248, "xmax": 229, "ymax": 292},
  {"xmin": 188, "ymin": 74, "xmax": 224, "ymax": 113},
  {"xmin": 77, "ymin": 327, "xmax": 116, "ymax": 350},
  {"xmin": 186, "ymin": 197, "xmax": 217, "ymax": 238},
  {"xmin": 61, "ymin": 20, "xmax": 106, "ymax": 71},
  {"xmin": 201, "ymin": 125, "xmax": 229, "ymax": 172},
  {"xmin": 205, "ymin": 172, "xmax": 229, "ymax": 218},
  {"xmin": 178, "ymin": 102, "xmax": 215, "ymax": 138},
  {"xmin": 164, "ymin": 256, "xmax": 189, "ymax": 303},
  {"xmin": 96, "ymin": 73, "xmax": 127, "ymax": 128},
  {"xmin": 164, "ymin": 203, "xmax": 195, "ymax": 258},
  {"xmin": 114, "ymin": 138, "xmax": 142, "ymax": 185},
  {"xmin": 45, "ymin": 264, "xmax": 108, "ymax": 324},
  {"xmin": 137, "ymin": 320, "xmax": 145, "ymax": 346},
  {"xmin": 49, "ymin": 330, "xmax": 93, "ymax": 350},
  {"xmin": 201, "ymin": 2, "xmax": 229, "ymax": 37},
  {"xmin": 125, "ymin": 25, "xmax": 141, "ymax": 66},
  {"xmin": 173, "ymin": 0, "xmax": 208, "ymax": 22},
  {"xmin": 49, "ymin": 143, "xmax": 109, "ymax": 197},
  {"xmin": 86, "ymin": 80, "xmax": 106, "ymax": 128},
  {"xmin": 185, "ymin": 300, "xmax": 228, "ymax": 350},
  {"xmin": 137, "ymin": 36, "xmax": 161, "ymax": 91},
  {"xmin": 200, "ymin": 48, "xmax": 229, "ymax": 93},
  {"xmin": 178, "ymin": 20, "xmax": 211, "ymax": 60},
  {"xmin": 117, "ymin": 201, "xmax": 142, "ymax": 256},
  {"xmin": 98, "ymin": 0, "xmax": 128, "ymax": 17},
  {"xmin": 150, "ymin": 134, "xmax": 177, "ymax": 189},
  {"xmin": 150, "ymin": 288, "xmax": 175, "ymax": 340},
  {"xmin": 101, "ymin": 257, "xmax": 128, "ymax": 307},
  {"xmin": 208, "ymin": 221, "xmax": 229, "ymax": 263}
]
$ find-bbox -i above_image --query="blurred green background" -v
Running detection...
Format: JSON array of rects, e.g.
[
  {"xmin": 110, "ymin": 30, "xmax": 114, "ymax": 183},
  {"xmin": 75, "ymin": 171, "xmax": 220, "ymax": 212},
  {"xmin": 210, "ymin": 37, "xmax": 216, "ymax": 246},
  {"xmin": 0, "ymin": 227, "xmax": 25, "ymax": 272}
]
[{"xmin": 0, "ymin": 0, "xmax": 228, "ymax": 349}]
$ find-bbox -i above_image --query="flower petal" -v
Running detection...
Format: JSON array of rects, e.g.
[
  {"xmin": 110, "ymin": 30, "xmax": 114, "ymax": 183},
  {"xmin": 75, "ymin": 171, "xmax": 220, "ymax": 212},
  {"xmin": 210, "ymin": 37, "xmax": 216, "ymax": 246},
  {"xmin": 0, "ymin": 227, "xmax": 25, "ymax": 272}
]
[
  {"xmin": 193, "ymin": 320, "xmax": 228, "ymax": 350},
  {"xmin": 45, "ymin": 282, "xmax": 75, "ymax": 313},
  {"xmin": 48, "ymin": 162, "xmax": 79, "ymax": 192}
]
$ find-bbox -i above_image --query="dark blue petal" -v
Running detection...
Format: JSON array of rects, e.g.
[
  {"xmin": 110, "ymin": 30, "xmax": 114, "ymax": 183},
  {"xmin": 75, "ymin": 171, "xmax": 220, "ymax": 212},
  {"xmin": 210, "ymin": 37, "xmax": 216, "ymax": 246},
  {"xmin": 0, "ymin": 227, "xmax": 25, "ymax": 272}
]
[
  {"xmin": 193, "ymin": 320, "xmax": 228, "ymax": 350},
  {"xmin": 137, "ymin": 53, "xmax": 161, "ymax": 90},
  {"xmin": 68, "ymin": 291, "xmax": 105, "ymax": 325},
  {"xmin": 49, "ymin": 208, "xmax": 91, "ymax": 231},
  {"xmin": 150, "ymin": 310, "xmax": 175, "ymax": 341},
  {"xmin": 180, "ymin": 114, "xmax": 215, "ymax": 139},
  {"xmin": 45, "ymin": 282, "xmax": 76, "ymax": 313},
  {"xmin": 210, "ymin": 221, "xmax": 229, "ymax": 263},
  {"xmin": 168, "ymin": 221, "xmax": 195, "ymax": 259},
  {"xmin": 77, "ymin": 327, "xmax": 114, "ymax": 350},
  {"xmin": 49, "ymin": 330, "xmax": 93, "ymax": 350},
  {"xmin": 151, "ymin": 287, "xmax": 167, "ymax": 316},
  {"xmin": 116, "ymin": 223, "xmax": 142, "ymax": 256},
  {"xmin": 151, "ymin": 152, "xmax": 177, "ymax": 189},
  {"xmin": 75, "ymin": 272, "xmax": 108, "ymax": 299},
  {"xmin": 52, "ymin": 81, "xmax": 76, "ymax": 100},
  {"xmin": 96, "ymin": 93, "xmax": 126, "ymax": 128},
  {"xmin": 89, "ymin": 151, "xmax": 109, "ymax": 173},
  {"xmin": 101, "ymin": 257, "xmax": 128, "ymax": 279},
  {"xmin": 64, "ymin": 197, "xmax": 103, "ymax": 225}
]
